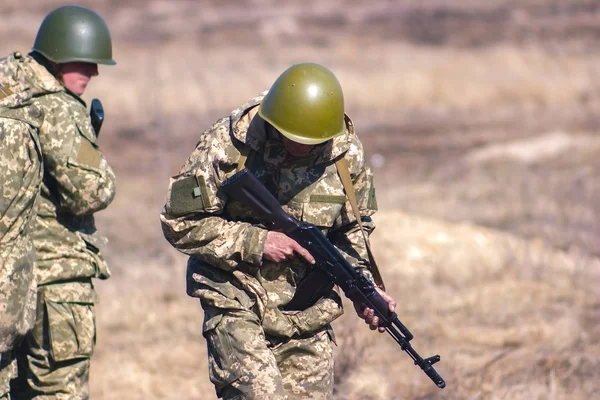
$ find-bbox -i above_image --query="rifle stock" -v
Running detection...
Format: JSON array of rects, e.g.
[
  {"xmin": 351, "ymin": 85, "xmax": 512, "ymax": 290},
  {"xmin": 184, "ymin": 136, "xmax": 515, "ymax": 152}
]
[{"xmin": 221, "ymin": 168, "xmax": 446, "ymax": 389}]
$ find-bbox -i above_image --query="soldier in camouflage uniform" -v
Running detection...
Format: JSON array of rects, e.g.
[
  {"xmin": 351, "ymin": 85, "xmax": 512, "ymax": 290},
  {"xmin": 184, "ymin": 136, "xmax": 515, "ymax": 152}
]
[
  {"xmin": 161, "ymin": 63, "xmax": 396, "ymax": 400},
  {"xmin": 0, "ymin": 53, "xmax": 45, "ymax": 400},
  {"xmin": 7, "ymin": 6, "xmax": 117, "ymax": 400}
]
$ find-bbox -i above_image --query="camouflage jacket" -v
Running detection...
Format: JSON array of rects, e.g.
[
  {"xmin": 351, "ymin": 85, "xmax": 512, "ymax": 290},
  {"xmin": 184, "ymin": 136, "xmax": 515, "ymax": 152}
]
[
  {"xmin": 22, "ymin": 53, "xmax": 116, "ymax": 286},
  {"xmin": 0, "ymin": 52, "xmax": 44, "ymax": 352},
  {"xmin": 160, "ymin": 94, "xmax": 378, "ymax": 338}
]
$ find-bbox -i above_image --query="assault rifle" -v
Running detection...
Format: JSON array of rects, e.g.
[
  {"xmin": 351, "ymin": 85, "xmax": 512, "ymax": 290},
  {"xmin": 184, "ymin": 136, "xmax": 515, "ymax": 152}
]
[{"xmin": 221, "ymin": 168, "xmax": 446, "ymax": 389}]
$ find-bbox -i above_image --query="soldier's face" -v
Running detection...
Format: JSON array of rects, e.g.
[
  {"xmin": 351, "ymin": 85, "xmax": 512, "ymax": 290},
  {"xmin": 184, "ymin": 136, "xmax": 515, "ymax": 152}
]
[
  {"xmin": 282, "ymin": 136, "xmax": 315, "ymax": 157},
  {"xmin": 59, "ymin": 62, "xmax": 99, "ymax": 96}
]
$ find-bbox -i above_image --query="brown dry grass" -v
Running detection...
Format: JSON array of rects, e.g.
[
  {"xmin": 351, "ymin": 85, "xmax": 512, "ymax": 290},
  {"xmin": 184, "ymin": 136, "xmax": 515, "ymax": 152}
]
[{"xmin": 2, "ymin": 0, "xmax": 599, "ymax": 399}]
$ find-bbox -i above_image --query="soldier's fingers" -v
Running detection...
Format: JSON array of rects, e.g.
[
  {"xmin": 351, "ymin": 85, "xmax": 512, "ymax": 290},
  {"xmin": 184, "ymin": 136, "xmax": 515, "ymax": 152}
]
[
  {"xmin": 385, "ymin": 296, "xmax": 397, "ymax": 313},
  {"xmin": 376, "ymin": 288, "xmax": 397, "ymax": 313},
  {"xmin": 362, "ymin": 307, "xmax": 371, "ymax": 318},
  {"xmin": 361, "ymin": 308, "xmax": 368, "ymax": 320},
  {"xmin": 383, "ymin": 292, "xmax": 397, "ymax": 313},
  {"xmin": 363, "ymin": 308, "xmax": 375, "ymax": 324},
  {"xmin": 370, "ymin": 316, "xmax": 379, "ymax": 330},
  {"xmin": 294, "ymin": 244, "xmax": 315, "ymax": 264}
]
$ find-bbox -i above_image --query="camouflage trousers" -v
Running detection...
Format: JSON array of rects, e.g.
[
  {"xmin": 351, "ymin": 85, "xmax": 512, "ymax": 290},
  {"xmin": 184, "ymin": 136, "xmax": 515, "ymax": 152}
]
[
  {"xmin": 11, "ymin": 281, "xmax": 96, "ymax": 400},
  {"xmin": 203, "ymin": 306, "xmax": 335, "ymax": 400},
  {"xmin": 1, "ymin": 351, "xmax": 17, "ymax": 399}
]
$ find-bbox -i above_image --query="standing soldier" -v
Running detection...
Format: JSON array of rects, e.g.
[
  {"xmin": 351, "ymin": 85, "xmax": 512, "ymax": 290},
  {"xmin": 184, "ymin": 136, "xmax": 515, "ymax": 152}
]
[
  {"xmin": 8, "ymin": 6, "xmax": 117, "ymax": 399},
  {"xmin": 160, "ymin": 63, "xmax": 396, "ymax": 400},
  {"xmin": 0, "ymin": 55, "xmax": 45, "ymax": 400}
]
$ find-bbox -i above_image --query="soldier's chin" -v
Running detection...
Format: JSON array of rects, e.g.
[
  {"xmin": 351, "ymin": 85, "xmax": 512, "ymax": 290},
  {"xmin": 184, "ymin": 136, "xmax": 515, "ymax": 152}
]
[{"xmin": 75, "ymin": 83, "xmax": 88, "ymax": 96}]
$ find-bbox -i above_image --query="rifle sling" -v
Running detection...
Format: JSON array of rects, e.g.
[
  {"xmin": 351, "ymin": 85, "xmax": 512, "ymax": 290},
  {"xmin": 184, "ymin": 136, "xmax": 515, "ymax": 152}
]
[{"xmin": 335, "ymin": 157, "xmax": 385, "ymax": 290}]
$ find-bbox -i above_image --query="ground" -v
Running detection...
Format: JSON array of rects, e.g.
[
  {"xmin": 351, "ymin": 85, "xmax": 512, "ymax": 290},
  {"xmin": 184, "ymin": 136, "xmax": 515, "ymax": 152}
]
[{"xmin": 1, "ymin": 1, "xmax": 599, "ymax": 399}]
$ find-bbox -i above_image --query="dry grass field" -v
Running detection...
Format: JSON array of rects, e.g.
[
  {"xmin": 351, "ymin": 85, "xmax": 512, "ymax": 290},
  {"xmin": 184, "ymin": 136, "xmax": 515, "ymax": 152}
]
[{"xmin": 2, "ymin": 0, "xmax": 599, "ymax": 399}]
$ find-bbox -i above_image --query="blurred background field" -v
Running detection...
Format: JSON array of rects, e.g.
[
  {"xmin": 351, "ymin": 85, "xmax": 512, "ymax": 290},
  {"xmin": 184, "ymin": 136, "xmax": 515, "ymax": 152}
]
[{"xmin": 1, "ymin": 0, "xmax": 599, "ymax": 399}]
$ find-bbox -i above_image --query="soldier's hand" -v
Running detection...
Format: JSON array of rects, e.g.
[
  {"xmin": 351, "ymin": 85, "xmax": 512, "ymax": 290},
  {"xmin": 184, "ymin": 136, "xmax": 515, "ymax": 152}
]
[
  {"xmin": 263, "ymin": 231, "xmax": 315, "ymax": 264},
  {"xmin": 354, "ymin": 288, "xmax": 397, "ymax": 333}
]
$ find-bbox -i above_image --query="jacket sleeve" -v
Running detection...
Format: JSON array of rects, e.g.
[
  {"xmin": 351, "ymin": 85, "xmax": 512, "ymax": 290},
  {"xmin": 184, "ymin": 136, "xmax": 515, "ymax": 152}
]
[
  {"xmin": 329, "ymin": 134, "xmax": 378, "ymax": 279},
  {"xmin": 160, "ymin": 125, "xmax": 268, "ymax": 271},
  {"xmin": 38, "ymin": 98, "xmax": 116, "ymax": 216}
]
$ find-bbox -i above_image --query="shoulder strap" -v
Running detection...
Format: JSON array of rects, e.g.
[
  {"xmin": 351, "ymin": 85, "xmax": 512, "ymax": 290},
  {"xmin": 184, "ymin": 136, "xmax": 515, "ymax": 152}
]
[
  {"xmin": 335, "ymin": 157, "xmax": 385, "ymax": 290},
  {"xmin": 0, "ymin": 84, "xmax": 14, "ymax": 100},
  {"xmin": 236, "ymin": 145, "xmax": 251, "ymax": 172}
]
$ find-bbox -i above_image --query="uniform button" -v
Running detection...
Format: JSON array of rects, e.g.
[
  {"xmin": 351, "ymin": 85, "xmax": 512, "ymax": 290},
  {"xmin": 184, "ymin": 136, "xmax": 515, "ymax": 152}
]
[{"xmin": 28, "ymin": 106, "xmax": 42, "ymax": 119}]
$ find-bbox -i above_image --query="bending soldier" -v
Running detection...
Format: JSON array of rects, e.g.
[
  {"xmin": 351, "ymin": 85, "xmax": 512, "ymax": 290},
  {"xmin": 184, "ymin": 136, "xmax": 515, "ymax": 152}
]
[
  {"xmin": 161, "ymin": 62, "xmax": 396, "ymax": 400},
  {"xmin": 8, "ymin": 6, "xmax": 117, "ymax": 399}
]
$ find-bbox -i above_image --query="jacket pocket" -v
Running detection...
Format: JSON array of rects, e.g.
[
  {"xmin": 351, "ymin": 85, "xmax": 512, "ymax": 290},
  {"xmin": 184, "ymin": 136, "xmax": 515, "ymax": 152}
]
[
  {"xmin": 42, "ymin": 283, "xmax": 96, "ymax": 363},
  {"xmin": 202, "ymin": 310, "xmax": 243, "ymax": 391},
  {"xmin": 76, "ymin": 231, "xmax": 111, "ymax": 280},
  {"xmin": 71, "ymin": 121, "xmax": 102, "ymax": 172},
  {"xmin": 283, "ymin": 290, "xmax": 344, "ymax": 337}
]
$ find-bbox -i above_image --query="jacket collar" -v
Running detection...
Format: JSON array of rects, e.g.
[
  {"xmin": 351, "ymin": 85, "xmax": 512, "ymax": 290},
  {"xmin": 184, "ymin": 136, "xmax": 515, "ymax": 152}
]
[{"xmin": 26, "ymin": 52, "xmax": 86, "ymax": 106}]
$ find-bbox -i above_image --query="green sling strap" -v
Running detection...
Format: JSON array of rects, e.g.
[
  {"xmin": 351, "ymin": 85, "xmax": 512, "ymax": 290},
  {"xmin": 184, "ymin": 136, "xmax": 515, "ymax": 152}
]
[{"xmin": 334, "ymin": 157, "xmax": 385, "ymax": 290}]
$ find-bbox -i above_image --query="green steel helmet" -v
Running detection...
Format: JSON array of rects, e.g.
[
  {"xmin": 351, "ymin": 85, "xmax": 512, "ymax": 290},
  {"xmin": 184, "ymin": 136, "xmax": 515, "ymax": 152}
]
[
  {"xmin": 258, "ymin": 63, "xmax": 345, "ymax": 145},
  {"xmin": 32, "ymin": 5, "xmax": 116, "ymax": 65}
]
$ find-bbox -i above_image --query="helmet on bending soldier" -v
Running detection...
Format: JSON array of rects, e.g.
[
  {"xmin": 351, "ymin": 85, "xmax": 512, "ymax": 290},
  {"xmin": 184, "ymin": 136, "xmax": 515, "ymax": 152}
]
[
  {"xmin": 32, "ymin": 5, "xmax": 116, "ymax": 65},
  {"xmin": 258, "ymin": 63, "xmax": 345, "ymax": 145}
]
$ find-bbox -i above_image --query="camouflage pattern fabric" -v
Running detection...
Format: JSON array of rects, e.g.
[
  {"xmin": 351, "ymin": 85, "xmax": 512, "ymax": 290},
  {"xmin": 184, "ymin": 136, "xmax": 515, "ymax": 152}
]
[
  {"xmin": 6, "ymin": 52, "xmax": 115, "ymax": 399},
  {"xmin": 0, "ymin": 52, "xmax": 44, "ymax": 398},
  {"xmin": 12, "ymin": 281, "xmax": 95, "ymax": 400},
  {"xmin": 161, "ymin": 93, "xmax": 378, "ymax": 398},
  {"xmin": 0, "ymin": 355, "xmax": 17, "ymax": 399},
  {"xmin": 27, "ymin": 54, "xmax": 116, "ymax": 285},
  {"xmin": 204, "ymin": 305, "xmax": 333, "ymax": 400}
]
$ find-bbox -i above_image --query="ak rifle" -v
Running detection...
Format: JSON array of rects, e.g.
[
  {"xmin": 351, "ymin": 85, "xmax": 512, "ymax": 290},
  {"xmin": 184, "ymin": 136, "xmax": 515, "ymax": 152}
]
[{"xmin": 221, "ymin": 168, "xmax": 446, "ymax": 389}]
